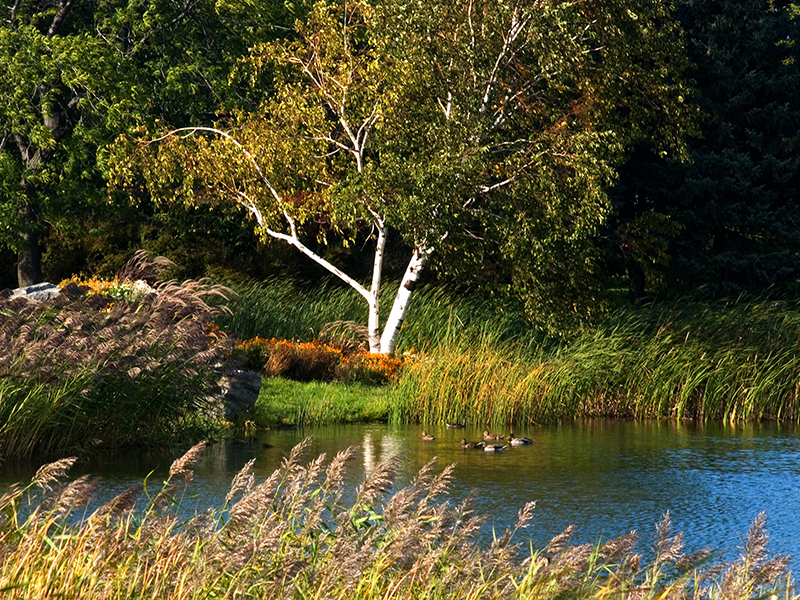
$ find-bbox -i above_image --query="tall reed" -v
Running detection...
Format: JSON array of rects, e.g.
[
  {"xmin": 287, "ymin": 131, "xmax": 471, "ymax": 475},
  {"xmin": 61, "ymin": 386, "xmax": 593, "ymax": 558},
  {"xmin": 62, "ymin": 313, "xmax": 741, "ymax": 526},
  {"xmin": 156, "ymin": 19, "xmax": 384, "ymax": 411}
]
[
  {"xmin": 392, "ymin": 298, "xmax": 800, "ymax": 425},
  {"xmin": 0, "ymin": 252, "xmax": 236, "ymax": 460},
  {"xmin": 0, "ymin": 440, "xmax": 792, "ymax": 599},
  {"xmin": 218, "ymin": 278, "xmax": 800, "ymax": 424},
  {"xmin": 215, "ymin": 277, "xmax": 535, "ymax": 353}
]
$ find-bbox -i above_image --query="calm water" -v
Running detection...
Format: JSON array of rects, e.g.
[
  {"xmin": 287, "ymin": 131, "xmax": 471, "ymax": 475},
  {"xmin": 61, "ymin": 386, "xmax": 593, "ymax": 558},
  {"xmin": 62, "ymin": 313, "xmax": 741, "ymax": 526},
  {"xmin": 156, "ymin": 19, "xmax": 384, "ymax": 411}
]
[{"xmin": 2, "ymin": 420, "xmax": 799, "ymax": 564}]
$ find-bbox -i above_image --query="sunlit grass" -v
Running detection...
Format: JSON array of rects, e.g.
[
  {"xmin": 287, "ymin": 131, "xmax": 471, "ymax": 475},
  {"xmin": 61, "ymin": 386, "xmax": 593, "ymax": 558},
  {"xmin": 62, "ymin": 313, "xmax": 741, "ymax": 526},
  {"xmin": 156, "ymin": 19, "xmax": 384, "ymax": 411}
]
[
  {"xmin": 219, "ymin": 279, "xmax": 800, "ymax": 425},
  {"xmin": 0, "ymin": 440, "xmax": 792, "ymax": 599},
  {"xmin": 254, "ymin": 377, "xmax": 391, "ymax": 427}
]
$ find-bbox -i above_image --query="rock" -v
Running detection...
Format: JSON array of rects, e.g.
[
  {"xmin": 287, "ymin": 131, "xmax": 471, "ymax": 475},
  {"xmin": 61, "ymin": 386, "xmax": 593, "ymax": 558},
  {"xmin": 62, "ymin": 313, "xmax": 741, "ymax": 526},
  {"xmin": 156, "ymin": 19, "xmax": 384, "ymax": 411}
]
[
  {"xmin": 9, "ymin": 282, "xmax": 61, "ymax": 302},
  {"xmin": 205, "ymin": 370, "xmax": 262, "ymax": 421}
]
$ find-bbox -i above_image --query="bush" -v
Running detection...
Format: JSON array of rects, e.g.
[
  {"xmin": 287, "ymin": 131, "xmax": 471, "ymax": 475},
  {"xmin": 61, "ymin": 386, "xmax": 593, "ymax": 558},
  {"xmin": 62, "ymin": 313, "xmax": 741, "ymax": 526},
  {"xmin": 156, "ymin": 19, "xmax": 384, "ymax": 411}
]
[{"xmin": 234, "ymin": 337, "xmax": 407, "ymax": 384}]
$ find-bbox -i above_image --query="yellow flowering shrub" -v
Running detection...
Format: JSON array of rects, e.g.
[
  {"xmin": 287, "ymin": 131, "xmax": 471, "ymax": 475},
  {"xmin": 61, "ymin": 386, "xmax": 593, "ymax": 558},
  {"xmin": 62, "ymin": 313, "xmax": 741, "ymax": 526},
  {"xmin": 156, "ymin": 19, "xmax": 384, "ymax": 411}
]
[{"xmin": 59, "ymin": 275, "xmax": 154, "ymax": 303}]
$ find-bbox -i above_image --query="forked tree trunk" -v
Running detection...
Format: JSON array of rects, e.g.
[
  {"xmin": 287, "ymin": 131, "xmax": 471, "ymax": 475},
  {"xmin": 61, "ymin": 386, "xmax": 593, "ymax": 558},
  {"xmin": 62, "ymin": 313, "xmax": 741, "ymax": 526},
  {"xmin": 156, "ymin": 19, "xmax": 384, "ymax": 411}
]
[{"xmin": 378, "ymin": 246, "xmax": 431, "ymax": 354}]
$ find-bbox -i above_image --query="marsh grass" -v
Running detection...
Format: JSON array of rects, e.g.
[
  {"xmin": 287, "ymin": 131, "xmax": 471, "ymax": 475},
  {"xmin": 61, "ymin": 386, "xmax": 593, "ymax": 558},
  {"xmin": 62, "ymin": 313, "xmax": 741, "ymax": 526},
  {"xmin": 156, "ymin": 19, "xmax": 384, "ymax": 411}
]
[
  {"xmin": 0, "ymin": 252, "xmax": 237, "ymax": 460},
  {"xmin": 218, "ymin": 279, "xmax": 800, "ymax": 424},
  {"xmin": 0, "ymin": 440, "xmax": 792, "ymax": 599},
  {"xmin": 215, "ymin": 277, "xmax": 533, "ymax": 353},
  {"xmin": 392, "ymin": 298, "xmax": 800, "ymax": 425}
]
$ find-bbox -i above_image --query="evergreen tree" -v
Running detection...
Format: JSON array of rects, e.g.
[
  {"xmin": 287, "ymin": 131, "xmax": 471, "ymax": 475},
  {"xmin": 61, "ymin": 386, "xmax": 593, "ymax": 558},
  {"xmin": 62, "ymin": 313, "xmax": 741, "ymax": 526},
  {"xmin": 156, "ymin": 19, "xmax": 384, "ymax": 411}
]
[{"xmin": 609, "ymin": 0, "xmax": 800, "ymax": 299}]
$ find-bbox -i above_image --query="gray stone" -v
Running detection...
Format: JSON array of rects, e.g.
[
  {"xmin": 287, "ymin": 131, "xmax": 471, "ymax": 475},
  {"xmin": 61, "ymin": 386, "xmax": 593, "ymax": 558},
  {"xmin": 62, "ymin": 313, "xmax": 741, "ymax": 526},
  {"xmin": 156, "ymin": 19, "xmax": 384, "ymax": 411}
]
[
  {"xmin": 10, "ymin": 282, "xmax": 61, "ymax": 302},
  {"xmin": 206, "ymin": 370, "xmax": 262, "ymax": 421}
]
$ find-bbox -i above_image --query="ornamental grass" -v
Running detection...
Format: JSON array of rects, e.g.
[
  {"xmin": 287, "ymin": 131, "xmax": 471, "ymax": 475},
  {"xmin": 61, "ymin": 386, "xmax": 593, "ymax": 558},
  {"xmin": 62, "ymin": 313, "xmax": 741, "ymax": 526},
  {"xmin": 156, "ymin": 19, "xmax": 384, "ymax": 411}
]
[
  {"xmin": 0, "ymin": 439, "xmax": 792, "ymax": 599},
  {"xmin": 0, "ymin": 251, "xmax": 237, "ymax": 461}
]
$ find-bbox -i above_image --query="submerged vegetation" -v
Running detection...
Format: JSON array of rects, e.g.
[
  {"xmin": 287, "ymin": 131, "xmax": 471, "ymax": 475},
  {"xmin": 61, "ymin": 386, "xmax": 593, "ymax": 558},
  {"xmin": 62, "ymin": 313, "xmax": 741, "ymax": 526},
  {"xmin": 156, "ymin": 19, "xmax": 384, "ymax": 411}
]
[{"xmin": 0, "ymin": 439, "xmax": 792, "ymax": 599}]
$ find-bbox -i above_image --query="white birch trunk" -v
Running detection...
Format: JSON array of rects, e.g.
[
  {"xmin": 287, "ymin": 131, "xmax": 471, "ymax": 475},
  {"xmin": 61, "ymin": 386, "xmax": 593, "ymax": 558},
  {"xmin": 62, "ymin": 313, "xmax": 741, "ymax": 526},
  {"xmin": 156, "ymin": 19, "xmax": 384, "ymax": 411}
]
[
  {"xmin": 379, "ymin": 246, "xmax": 431, "ymax": 354},
  {"xmin": 367, "ymin": 223, "xmax": 386, "ymax": 353}
]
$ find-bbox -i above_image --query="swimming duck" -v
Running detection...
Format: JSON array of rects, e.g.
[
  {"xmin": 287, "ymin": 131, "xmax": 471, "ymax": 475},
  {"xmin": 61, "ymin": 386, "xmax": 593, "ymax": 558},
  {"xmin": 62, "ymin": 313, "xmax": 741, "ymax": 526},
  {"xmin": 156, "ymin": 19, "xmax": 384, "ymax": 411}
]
[
  {"xmin": 446, "ymin": 422, "xmax": 466, "ymax": 429},
  {"xmin": 421, "ymin": 430, "xmax": 435, "ymax": 441},
  {"xmin": 460, "ymin": 438, "xmax": 485, "ymax": 449},
  {"xmin": 507, "ymin": 433, "xmax": 533, "ymax": 445},
  {"xmin": 483, "ymin": 444, "xmax": 507, "ymax": 452},
  {"xmin": 483, "ymin": 430, "xmax": 505, "ymax": 441}
]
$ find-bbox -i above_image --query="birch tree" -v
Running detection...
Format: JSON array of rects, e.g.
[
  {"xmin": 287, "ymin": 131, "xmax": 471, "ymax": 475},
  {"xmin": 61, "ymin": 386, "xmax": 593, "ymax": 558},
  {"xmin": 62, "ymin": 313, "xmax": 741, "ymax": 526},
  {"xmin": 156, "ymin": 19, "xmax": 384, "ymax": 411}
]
[{"xmin": 113, "ymin": 0, "xmax": 694, "ymax": 352}]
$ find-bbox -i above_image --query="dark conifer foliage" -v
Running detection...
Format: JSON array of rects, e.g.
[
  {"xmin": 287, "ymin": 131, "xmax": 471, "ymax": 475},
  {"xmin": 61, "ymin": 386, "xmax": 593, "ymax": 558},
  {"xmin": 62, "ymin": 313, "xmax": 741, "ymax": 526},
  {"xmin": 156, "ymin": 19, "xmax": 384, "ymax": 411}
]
[{"xmin": 609, "ymin": 0, "xmax": 800, "ymax": 299}]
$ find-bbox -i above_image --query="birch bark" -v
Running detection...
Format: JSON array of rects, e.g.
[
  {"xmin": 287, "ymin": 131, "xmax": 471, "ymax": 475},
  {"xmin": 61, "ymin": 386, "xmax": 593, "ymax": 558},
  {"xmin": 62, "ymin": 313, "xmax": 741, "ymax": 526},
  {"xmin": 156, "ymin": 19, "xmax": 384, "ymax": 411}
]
[{"xmin": 379, "ymin": 246, "xmax": 432, "ymax": 354}]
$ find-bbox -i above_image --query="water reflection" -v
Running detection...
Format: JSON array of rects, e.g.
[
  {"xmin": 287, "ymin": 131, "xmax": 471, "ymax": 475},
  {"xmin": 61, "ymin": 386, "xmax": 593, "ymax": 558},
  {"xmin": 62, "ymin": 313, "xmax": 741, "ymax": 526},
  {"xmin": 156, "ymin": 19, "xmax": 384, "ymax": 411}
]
[{"xmin": 2, "ymin": 420, "xmax": 798, "ymax": 565}]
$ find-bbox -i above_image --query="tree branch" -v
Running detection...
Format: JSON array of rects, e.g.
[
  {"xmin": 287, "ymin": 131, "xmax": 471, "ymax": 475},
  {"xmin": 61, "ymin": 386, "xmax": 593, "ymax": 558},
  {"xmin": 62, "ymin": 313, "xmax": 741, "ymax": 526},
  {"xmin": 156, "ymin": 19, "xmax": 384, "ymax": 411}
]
[
  {"xmin": 266, "ymin": 227, "xmax": 371, "ymax": 301},
  {"xmin": 47, "ymin": 0, "xmax": 76, "ymax": 38},
  {"xmin": 150, "ymin": 126, "xmax": 285, "ymax": 206}
]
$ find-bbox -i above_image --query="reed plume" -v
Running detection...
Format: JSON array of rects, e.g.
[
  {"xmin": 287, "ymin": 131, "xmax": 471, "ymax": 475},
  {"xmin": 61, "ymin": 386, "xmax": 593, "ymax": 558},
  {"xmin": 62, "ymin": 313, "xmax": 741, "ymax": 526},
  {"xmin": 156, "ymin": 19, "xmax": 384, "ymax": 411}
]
[
  {"xmin": 0, "ymin": 251, "xmax": 238, "ymax": 460},
  {"xmin": 0, "ymin": 439, "xmax": 794, "ymax": 600}
]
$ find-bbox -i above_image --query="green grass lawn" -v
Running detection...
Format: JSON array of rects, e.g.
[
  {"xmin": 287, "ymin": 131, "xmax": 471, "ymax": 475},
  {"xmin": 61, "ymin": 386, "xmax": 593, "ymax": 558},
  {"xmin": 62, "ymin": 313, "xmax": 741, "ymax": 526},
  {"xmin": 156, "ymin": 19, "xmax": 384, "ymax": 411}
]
[{"xmin": 253, "ymin": 377, "xmax": 393, "ymax": 428}]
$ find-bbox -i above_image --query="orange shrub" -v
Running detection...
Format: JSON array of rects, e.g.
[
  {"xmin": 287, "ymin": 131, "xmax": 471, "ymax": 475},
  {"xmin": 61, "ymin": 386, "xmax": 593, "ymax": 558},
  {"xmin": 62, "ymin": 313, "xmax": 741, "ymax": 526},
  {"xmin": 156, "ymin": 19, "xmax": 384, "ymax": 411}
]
[
  {"xmin": 234, "ymin": 337, "xmax": 408, "ymax": 384},
  {"xmin": 336, "ymin": 352, "xmax": 406, "ymax": 384}
]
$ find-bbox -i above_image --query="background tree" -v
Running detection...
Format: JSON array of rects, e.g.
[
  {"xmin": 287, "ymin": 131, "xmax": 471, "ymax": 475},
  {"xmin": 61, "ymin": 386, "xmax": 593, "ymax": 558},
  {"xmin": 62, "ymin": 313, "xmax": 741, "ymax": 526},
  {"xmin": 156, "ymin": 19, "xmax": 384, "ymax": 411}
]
[
  {"xmin": 608, "ymin": 0, "xmax": 800, "ymax": 300},
  {"xmin": 0, "ymin": 0, "xmax": 302, "ymax": 289},
  {"xmin": 113, "ymin": 0, "xmax": 694, "ymax": 350}
]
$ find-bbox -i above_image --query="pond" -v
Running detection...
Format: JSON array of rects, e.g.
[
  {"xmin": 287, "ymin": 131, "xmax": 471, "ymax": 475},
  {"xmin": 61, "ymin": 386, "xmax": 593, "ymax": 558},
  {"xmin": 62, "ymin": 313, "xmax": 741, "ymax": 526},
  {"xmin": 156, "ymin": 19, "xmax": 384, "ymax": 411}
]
[{"xmin": 2, "ymin": 420, "xmax": 799, "ymax": 565}]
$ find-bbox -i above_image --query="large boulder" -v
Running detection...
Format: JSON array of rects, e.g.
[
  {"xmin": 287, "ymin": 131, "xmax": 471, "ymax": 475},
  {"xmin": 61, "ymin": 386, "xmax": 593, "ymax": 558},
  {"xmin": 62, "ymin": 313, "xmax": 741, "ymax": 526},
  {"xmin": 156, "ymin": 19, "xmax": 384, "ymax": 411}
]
[
  {"xmin": 8, "ymin": 282, "xmax": 61, "ymax": 302},
  {"xmin": 205, "ymin": 370, "xmax": 262, "ymax": 421}
]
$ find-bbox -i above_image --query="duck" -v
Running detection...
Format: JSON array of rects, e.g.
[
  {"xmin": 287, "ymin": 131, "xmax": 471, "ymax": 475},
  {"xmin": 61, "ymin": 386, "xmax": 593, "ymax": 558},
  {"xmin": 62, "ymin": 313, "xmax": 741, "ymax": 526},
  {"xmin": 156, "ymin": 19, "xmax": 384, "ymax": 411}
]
[
  {"xmin": 460, "ymin": 438, "xmax": 485, "ymax": 449},
  {"xmin": 507, "ymin": 433, "xmax": 533, "ymax": 445},
  {"xmin": 483, "ymin": 444, "xmax": 507, "ymax": 452},
  {"xmin": 421, "ymin": 430, "xmax": 435, "ymax": 441},
  {"xmin": 483, "ymin": 430, "xmax": 505, "ymax": 441},
  {"xmin": 446, "ymin": 422, "xmax": 466, "ymax": 429}
]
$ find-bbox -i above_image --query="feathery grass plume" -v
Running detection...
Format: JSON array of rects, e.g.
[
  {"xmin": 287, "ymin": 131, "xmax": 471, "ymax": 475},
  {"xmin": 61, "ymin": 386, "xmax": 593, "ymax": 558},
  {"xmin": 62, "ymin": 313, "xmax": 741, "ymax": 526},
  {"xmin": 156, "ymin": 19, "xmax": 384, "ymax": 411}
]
[
  {"xmin": 91, "ymin": 485, "xmax": 143, "ymax": 522},
  {"xmin": 319, "ymin": 319, "xmax": 369, "ymax": 353},
  {"xmin": 547, "ymin": 524, "xmax": 576, "ymax": 558},
  {"xmin": 1, "ymin": 446, "xmax": 798, "ymax": 599},
  {"xmin": 117, "ymin": 249, "xmax": 176, "ymax": 285},
  {"xmin": 324, "ymin": 445, "xmax": 358, "ymax": 499},
  {"xmin": 356, "ymin": 453, "xmax": 401, "ymax": 507},
  {"xmin": 168, "ymin": 440, "xmax": 208, "ymax": 483},
  {"xmin": 48, "ymin": 475, "xmax": 99, "ymax": 515},
  {"xmin": 654, "ymin": 511, "xmax": 685, "ymax": 564},
  {"xmin": 225, "ymin": 458, "xmax": 256, "ymax": 504},
  {"xmin": 32, "ymin": 457, "xmax": 77, "ymax": 490},
  {"xmin": 601, "ymin": 531, "xmax": 640, "ymax": 562},
  {"xmin": 1, "ymin": 254, "xmax": 238, "ymax": 460},
  {"xmin": 720, "ymin": 512, "xmax": 792, "ymax": 598}
]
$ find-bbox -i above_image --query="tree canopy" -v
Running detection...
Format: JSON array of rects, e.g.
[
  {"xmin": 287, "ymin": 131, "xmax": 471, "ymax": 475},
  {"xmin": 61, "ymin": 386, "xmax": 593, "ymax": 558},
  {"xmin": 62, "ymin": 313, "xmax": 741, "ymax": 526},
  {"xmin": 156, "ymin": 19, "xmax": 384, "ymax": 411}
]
[
  {"xmin": 0, "ymin": 0, "xmax": 301, "ymax": 287},
  {"xmin": 113, "ymin": 0, "xmax": 695, "ymax": 349},
  {"xmin": 609, "ymin": 0, "xmax": 800, "ymax": 299}
]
